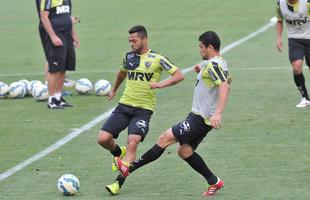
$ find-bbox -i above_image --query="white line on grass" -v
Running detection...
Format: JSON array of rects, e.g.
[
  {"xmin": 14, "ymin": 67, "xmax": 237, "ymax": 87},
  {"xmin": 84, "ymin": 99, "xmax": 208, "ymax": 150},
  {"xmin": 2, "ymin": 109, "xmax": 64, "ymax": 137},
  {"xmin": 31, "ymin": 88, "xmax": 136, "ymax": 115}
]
[
  {"xmin": 0, "ymin": 18, "xmax": 276, "ymax": 182},
  {"xmin": 0, "ymin": 70, "xmax": 117, "ymax": 78}
]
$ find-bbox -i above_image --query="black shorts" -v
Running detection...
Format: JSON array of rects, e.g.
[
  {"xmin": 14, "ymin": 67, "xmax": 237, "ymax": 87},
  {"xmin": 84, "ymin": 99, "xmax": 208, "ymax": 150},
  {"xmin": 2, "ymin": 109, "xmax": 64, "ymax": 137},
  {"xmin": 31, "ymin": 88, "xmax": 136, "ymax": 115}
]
[
  {"xmin": 46, "ymin": 31, "xmax": 76, "ymax": 73},
  {"xmin": 288, "ymin": 38, "xmax": 310, "ymax": 66},
  {"xmin": 101, "ymin": 103, "xmax": 153, "ymax": 142},
  {"xmin": 172, "ymin": 113, "xmax": 212, "ymax": 150},
  {"xmin": 38, "ymin": 23, "xmax": 48, "ymax": 59}
]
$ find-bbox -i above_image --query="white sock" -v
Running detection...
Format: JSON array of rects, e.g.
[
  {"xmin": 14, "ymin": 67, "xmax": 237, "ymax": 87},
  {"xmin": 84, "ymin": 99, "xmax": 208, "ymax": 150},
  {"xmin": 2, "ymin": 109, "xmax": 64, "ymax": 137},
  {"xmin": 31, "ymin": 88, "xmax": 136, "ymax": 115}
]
[{"xmin": 55, "ymin": 92, "xmax": 62, "ymax": 100}]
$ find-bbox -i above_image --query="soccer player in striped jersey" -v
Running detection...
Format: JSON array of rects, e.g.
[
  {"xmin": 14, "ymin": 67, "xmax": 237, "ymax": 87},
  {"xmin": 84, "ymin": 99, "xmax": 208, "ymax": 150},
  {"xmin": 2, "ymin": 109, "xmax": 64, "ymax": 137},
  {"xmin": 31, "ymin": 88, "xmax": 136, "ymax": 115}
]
[
  {"xmin": 115, "ymin": 31, "xmax": 231, "ymax": 197},
  {"xmin": 276, "ymin": 0, "xmax": 310, "ymax": 107}
]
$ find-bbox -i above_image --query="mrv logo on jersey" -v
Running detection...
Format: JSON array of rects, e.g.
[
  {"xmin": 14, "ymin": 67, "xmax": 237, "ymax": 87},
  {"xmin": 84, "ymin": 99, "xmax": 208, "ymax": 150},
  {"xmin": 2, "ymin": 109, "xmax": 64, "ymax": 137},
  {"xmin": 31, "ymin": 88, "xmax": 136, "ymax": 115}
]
[
  {"xmin": 127, "ymin": 72, "xmax": 153, "ymax": 81},
  {"xmin": 56, "ymin": 5, "xmax": 70, "ymax": 14},
  {"xmin": 286, "ymin": 17, "xmax": 307, "ymax": 26}
]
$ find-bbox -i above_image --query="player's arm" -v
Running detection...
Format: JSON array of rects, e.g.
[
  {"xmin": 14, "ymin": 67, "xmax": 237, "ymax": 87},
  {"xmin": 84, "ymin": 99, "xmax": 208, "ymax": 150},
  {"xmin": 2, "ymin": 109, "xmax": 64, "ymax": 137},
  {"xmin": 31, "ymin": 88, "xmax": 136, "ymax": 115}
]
[
  {"xmin": 276, "ymin": 21, "xmax": 283, "ymax": 52},
  {"xmin": 40, "ymin": 11, "xmax": 63, "ymax": 46},
  {"xmin": 150, "ymin": 69, "xmax": 184, "ymax": 89},
  {"xmin": 71, "ymin": 26, "xmax": 80, "ymax": 48},
  {"xmin": 276, "ymin": 1, "xmax": 283, "ymax": 52},
  {"xmin": 210, "ymin": 81, "xmax": 230, "ymax": 129},
  {"xmin": 108, "ymin": 70, "xmax": 127, "ymax": 101}
]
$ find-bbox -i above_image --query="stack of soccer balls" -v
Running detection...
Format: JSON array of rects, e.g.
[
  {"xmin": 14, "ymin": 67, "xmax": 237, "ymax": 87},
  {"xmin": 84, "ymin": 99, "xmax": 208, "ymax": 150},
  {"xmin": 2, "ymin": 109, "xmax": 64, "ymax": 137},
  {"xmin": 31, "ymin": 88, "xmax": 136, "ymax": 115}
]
[
  {"xmin": 0, "ymin": 80, "xmax": 48, "ymax": 100},
  {"xmin": 1, "ymin": 78, "xmax": 111, "ymax": 100}
]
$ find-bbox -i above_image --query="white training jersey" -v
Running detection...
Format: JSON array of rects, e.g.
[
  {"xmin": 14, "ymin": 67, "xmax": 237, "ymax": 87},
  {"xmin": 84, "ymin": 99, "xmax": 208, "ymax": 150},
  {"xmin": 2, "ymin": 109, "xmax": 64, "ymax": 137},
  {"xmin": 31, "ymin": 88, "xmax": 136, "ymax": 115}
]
[
  {"xmin": 277, "ymin": 0, "xmax": 310, "ymax": 39},
  {"xmin": 191, "ymin": 56, "xmax": 231, "ymax": 125}
]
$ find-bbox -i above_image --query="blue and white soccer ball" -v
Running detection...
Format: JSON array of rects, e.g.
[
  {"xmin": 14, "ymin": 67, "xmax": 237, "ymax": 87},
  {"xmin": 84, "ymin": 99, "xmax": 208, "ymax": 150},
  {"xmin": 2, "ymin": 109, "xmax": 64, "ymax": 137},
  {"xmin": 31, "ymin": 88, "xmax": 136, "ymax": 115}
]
[
  {"xmin": 0, "ymin": 82, "xmax": 9, "ymax": 98},
  {"xmin": 57, "ymin": 174, "xmax": 80, "ymax": 196},
  {"xmin": 33, "ymin": 84, "xmax": 48, "ymax": 101},
  {"xmin": 29, "ymin": 80, "xmax": 44, "ymax": 96},
  {"xmin": 9, "ymin": 81, "xmax": 27, "ymax": 98},
  {"xmin": 18, "ymin": 79, "xmax": 30, "ymax": 96},
  {"xmin": 75, "ymin": 78, "xmax": 93, "ymax": 94},
  {"xmin": 94, "ymin": 79, "xmax": 111, "ymax": 96}
]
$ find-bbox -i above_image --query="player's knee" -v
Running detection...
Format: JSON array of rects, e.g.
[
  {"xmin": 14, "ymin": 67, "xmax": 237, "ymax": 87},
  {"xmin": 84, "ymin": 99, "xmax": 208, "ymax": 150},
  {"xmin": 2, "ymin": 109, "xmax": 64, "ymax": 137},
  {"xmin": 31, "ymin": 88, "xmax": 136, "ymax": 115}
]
[
  {"xmin": 157, "ymin": 134, "xmax": 170, "ymax": 148},
  {"xmin": 97, "ymin": 131, "xmax": 112, "ymax": 145},
  {"xmin": 177, "ymin": 146, "xmax": 193, "ymax": 159},
  {"xmin": 292, "ymin": 61, "xmax": 303, "ymax": 74}
]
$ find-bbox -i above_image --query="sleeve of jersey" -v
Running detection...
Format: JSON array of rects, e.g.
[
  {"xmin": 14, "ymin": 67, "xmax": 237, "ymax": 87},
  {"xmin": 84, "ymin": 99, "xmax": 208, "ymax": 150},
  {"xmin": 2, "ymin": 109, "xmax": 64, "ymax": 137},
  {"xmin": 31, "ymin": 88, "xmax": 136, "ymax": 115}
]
[
  {"xmin": 41, "ymin": 0, "xmax": 51, "ymax": 11},
  {"xmin": 120, "ymin": 56, "xmax": 127, "ymax": 72},
  {"xmin": 159, "ymin": 57, "xmax": 178, "ymax": 75},
  {"xmin": 276, "ymin": 1, "xmax": 283, "ymax": 21},
  {"xmin": 204, "ymin": 62, "xmax": 227, "ymax": 86}
]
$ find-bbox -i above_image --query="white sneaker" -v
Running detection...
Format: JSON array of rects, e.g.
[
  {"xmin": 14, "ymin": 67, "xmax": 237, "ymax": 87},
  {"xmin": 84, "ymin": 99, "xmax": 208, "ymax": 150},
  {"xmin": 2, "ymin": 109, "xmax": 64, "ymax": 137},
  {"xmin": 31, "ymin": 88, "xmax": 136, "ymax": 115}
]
[{"xmin": 295, "ymin": 98, "xmax": 310, "ymax": 108}]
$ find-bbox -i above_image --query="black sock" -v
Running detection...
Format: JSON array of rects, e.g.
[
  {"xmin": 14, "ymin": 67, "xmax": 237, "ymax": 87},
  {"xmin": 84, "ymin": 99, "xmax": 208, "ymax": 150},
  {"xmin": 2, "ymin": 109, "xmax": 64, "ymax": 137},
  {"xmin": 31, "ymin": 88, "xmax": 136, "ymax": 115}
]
[
  {"xmin": 115, "ymin": 174, "xmax": 126, "ymax": 187},
  {"xmin": 110, "ymin": 144, "xmax": 122, "ymax": 157},
  {"xmin": 294, "ymin": 73, "xmax": 310, "ymax": 100},
  {"xmin": 184, "ymin": 152, "xmax": 218, "ymax": 185},
  {"xmin": 129, "ymin": 144, "xmax": 165, "ymax": 173}
]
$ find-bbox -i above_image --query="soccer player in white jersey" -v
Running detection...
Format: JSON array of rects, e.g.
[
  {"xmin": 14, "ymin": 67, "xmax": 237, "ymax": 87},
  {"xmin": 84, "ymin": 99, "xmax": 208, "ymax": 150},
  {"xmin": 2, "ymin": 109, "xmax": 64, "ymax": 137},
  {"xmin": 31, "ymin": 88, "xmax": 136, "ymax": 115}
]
[
  {"xmin": 276, "ymin": 0, "xmax": 310, "ymax": 107},
  {"xmin": 115, "ymin": 31, "xmax": 231, "ymax": 197}
]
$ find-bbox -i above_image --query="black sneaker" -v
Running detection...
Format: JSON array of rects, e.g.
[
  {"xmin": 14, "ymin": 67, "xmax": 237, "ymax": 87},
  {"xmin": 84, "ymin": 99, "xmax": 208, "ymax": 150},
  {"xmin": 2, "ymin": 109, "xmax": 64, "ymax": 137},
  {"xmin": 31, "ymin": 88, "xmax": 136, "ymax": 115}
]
[
  {"xmin": 59, "ymin": 97, "xmax": 73, "ymax": 107},
  {"xmin": 47, "ymin": 97, "xmax": 64, "ymax": 109}
]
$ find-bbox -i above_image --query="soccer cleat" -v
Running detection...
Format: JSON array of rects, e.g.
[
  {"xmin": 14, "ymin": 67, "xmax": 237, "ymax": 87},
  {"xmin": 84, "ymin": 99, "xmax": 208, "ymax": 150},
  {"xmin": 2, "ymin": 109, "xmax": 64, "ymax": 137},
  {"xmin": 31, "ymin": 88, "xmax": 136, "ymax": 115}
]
[
  {"xmin": 295, "ymin": 98, "xmax": 310, "ymax": 108},
  {"xmin": 112, "ymin": 146, "xmax": 126, "ymax": 172},
  {"xmin": 115, "ymin": 157, "xmax": 130, "ymax": 177},
  {"xmin": 202, "ymin": 178, "xmax": 224, "ymax": 197},
  {"xmin": 47, "ymin": 97, "xmax": 64, "ymax": 109},
  {"xmin": 105, "ymin": 181, "xmax": 120, "ymax": 195},
  {"xmin": 59, "ymin": 97, "xmax": 73, "ymax": 107}
]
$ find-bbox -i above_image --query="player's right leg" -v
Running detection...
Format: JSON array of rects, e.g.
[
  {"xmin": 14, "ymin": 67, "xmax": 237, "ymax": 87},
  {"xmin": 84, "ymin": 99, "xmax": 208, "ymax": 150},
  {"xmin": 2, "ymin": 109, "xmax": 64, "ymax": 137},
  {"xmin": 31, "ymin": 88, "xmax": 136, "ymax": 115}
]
[
  {"xmin": 98, "ymin": 104, "xmax": 130, "ymax": 171},
  {"xmin": 47, "ymin": 72, "xmax": 63, "ymax": 109},
  {"xmin": 46, "ymin": 34, "xmax": 66, "ymax": 109}
]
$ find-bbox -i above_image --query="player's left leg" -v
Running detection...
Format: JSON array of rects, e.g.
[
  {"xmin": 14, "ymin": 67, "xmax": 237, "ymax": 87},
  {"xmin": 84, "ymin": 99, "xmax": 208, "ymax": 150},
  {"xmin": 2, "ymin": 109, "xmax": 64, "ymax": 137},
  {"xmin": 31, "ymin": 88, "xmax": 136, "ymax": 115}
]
[
  {"xmin": 175, "ymin": 113, "xmax": 224, "ymax": 196},
  {"xmin": 288, "ymin": 38, "xmax": 310, "ymax": 107}
]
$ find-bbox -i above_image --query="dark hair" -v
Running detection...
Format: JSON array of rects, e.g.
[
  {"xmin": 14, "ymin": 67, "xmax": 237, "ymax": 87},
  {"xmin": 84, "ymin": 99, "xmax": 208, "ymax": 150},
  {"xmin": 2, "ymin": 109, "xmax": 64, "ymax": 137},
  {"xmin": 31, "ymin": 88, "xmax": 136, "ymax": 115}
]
[
  {"xmin": 199, "ymin": 31, "xmax": 221, "ymax": 51},
  {"xmin": 128, "ymin": 25, "xmax": 148, "ymax": 38}
]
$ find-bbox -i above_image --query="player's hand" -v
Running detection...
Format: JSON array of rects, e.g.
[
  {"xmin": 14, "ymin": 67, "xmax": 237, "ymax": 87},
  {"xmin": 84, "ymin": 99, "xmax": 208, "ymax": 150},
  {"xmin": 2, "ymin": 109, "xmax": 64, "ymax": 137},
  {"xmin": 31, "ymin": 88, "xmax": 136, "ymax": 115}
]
[
  {"xmin": 276, "ymin": 39, "xmax": 282, "ymax": 52},
  {"xmin": 194, "ymin": 64, "xmax": 201, "ymax": 73},
  {"xmin": 210, "ymin": 113, "xmax": 221, "ymax": 129},
  {"xmin": 51, "ymin": 35, "xmax": 63, "ymax": 46},
  {"xmin": 71, "ymin": 16, "xmax": 80, "ymax": 24},
  {"xmin": 149, "ymin": 82, "xmax": 161, "ymax": 89},
  {"xmin": 107, "ymin": 90, "xmax": 116, "ymax": 101}
]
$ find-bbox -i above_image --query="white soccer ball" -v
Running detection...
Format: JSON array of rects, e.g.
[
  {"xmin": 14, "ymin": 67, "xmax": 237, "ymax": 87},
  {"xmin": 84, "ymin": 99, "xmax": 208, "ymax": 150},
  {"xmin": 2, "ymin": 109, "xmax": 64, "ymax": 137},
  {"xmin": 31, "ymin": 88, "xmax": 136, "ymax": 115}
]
[
  {"xmin": 0, "ymin": 82, "xmax": 9, "ymax": 98},
  {"xmin": 9, "ymin": 81, "xmax": 27, "ymax": 98},
  {"xmin": 57, "ymin": 174, "xmax": 80, "ymax": 196},
  {"xmin": 18, "ymin": 79, "xmax": 30, "ymax": 96},
  {"xmin": 29, "ymin": 80, "xmax": 44, "ymax": 96},
  {"xmin": 33, "ymin": 84, "xmax": 49, "ymax": 101},
  {"xmin": 94, "ymin": 79, "xmax": 111, "ymax": 96},
  {"xmin": 75, "ymin": 78, "xmax": 93, "ymax": 94}
]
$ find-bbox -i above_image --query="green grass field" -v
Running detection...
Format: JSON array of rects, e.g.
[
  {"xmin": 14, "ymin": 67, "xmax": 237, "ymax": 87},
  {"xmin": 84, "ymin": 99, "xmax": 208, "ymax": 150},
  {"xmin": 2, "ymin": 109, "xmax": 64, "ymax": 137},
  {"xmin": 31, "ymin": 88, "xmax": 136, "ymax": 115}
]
[{"xmin": 1, "ymin": 0, "xmax": 310, "ymax": 199}]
